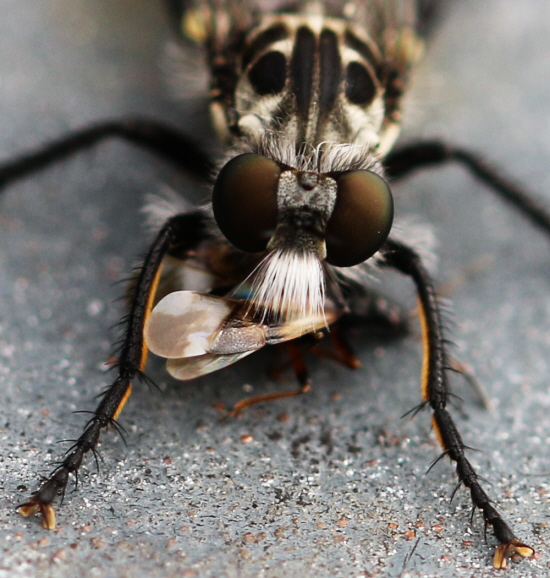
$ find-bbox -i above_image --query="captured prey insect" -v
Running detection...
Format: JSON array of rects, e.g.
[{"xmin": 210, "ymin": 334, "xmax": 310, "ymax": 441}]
[{"xmin": 3, "ymin": 0, "xmax": 550, "ymax": 569}]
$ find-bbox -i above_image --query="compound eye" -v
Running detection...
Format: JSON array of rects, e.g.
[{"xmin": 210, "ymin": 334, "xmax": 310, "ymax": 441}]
[
  {"xmin": 325, "ymin": 170, "xmax": 393, "ymax": 267},
  {"xmin": 212, "ymin": 153, "xmax": 281, "ymax": 253}
]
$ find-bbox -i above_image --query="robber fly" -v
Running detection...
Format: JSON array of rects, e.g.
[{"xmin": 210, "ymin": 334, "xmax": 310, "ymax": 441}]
[{"xmin": 3, "ymin": 0, "xmax": 547, "ymax": 569}]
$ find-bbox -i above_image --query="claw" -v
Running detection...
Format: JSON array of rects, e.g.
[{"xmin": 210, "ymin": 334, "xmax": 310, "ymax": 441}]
[
  {"xmin": 17, "ymin": 498, "xmax": 57, "ymax": 530},
  {"xmin": 492, "ymin": 539, "xmax": 534, "ymax": 569}
]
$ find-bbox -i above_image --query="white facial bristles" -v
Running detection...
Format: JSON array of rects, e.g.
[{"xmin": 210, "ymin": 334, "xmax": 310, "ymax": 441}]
[{"xmin": 246, "ymin": 249, "xmax": 326, "ymax": 327}]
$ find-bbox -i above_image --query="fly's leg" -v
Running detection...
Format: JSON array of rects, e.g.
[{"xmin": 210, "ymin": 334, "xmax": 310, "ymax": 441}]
[
  {"xmin": 382, "ymin": 238, "xmax": 534, "ymax": 569},
  {"xmin": 17, "ymin": 211, "xmax": 212, "ymax": 529},
  {"xmin": 0, "ymin": 118, "xmax": 212, "ymax": 189},
  {"xmin": 0, "ymin": 117, "xmax": 214, "ymax": 526},
  {"xmin": 385, "ymin": 140, "xmax": 550, "ymax": 234}
]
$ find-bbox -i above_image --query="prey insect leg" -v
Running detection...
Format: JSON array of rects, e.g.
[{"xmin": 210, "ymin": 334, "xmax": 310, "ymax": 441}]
[
  {"xmin": 228, "ymin": 340, "xmax": 315, "ymax": 417},
  {"xmin": 382, "ymin": 238, "xmax": 534, "ymax": 569},
  {"xmin": 17, "ymin": 212, "xmax": 210, "ymax": 529},
  {"xmin": 308, "ymin": 326, "xmax": 362, "ymax": 370},
  {"xmin": 230, "ymin": 321, "xmax": 372, "ymax": 416},
  {"xmin": 385, "ymin": 140, "xmax": 550, "ymax": 234}
]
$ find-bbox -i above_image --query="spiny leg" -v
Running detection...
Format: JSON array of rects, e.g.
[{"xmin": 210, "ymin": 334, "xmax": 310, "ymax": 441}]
[
  {"xmin": 17, "ymin": 212, "xmax": 212, "ymax": 528},
  {"xmin": 0, "ymin": 117, "xmax": 212, "ymax": 190},
  {"xmin": 382, "ymin": 238, "xmax": 534, "ymax": 569},
  {"xmin": 385, "ymin": 140, "xmax": 550, "ymax": 234}
]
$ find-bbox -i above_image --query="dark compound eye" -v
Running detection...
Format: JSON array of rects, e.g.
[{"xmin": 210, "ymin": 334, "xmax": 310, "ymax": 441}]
[
  {"xmin": 212, "ymin": 153, "xmax": 281, "ymax": 253},
  {"xmin": 325, "ymin": 170, "xmax": 393, "ymax": 267}
]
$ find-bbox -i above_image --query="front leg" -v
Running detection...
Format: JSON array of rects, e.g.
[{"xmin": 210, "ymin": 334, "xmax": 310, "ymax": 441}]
[
  {"xmin": 382, "ymin": 238, "xmax": 534, "ymax": 569},
  {"xmin": 17, "ymin": 212, "xmax": 210, "ymax": 528}
]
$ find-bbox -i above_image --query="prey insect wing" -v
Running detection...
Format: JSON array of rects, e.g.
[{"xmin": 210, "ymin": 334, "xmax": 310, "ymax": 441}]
[
  {"xmin": 6, "ymin": 0, "xmax": 539, "ymax": 569},
  {"xmin": 144, "ymin": 289, "xmax": 340, "ymax": 379}
]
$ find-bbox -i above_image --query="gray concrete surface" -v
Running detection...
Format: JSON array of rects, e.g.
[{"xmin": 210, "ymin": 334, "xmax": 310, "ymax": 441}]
[{"xmin": 1, "ymin": 1, "xmax": 550, "ymax": 577}]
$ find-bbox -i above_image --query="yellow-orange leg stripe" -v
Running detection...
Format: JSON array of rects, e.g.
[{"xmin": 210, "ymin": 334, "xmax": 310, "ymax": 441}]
[
  {"xmin": 139, "ymin": 263, "xmax": 164, "ymax": 371},
  {"xmin": 417, "ymin": 296, "xmax": 430, "ymax": 402},
  {"xmin": 113, "ymin": 383, "xmax": 133, "ymax": 421}
]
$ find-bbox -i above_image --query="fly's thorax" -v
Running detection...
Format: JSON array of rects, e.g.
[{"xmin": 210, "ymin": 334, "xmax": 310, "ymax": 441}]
[{"xmin": 209, "ymin": 12, "xmax": 402, "ymax": 153}]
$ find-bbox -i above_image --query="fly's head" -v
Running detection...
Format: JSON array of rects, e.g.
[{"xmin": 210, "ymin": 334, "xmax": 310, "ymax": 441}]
[
  {"xmin": 144, "ymin": 145, "xmax": 394, "ymax": 381},
  {"xmin": 212, "ymin": 148, "xmax": 394, "ymax": 322}
]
